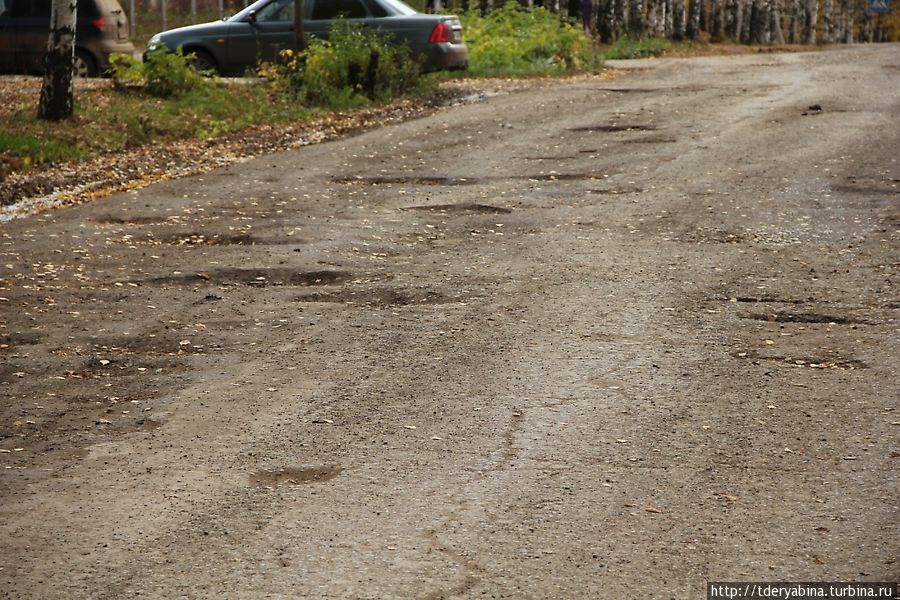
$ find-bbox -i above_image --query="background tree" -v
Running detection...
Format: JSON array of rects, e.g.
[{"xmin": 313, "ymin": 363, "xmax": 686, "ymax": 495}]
[
  {"xmin": 803, "ymin": 0, "xmax": 818, "ymax": 43},
  {"xmin": 686, "ymin": 0, "xmax": 701, "ymax": 38},
  {"xmin": 39, "ymin": 0, "xmax": 78, "ymax": 120},
  {"xmin": 294, "ymin": 0, "xmax": 306, "ymax": 51}
]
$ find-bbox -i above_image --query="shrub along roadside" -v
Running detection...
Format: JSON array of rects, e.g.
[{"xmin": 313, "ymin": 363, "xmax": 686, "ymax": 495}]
[
  {"xmin": 461, "ymin": 2, "xmax": 599, "ymax": 77},
  {"xmin": 258, "ymin": 22, "xmax": 426, "ymax": 109}
]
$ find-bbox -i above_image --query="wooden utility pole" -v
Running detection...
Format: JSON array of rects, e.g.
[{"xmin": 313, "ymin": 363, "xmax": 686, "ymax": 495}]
[{"xmin": 38, "ymin": 0, "xmax": 78, "ymax": 120}]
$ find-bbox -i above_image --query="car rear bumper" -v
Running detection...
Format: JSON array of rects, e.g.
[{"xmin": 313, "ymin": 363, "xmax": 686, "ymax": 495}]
[
  {"xmin": 422, "ymin": 42, "xmax": 468, "ymax": 72},
  {"xmin": 89, "ymin": 39, "xmax": 138, "ymax": 71}
]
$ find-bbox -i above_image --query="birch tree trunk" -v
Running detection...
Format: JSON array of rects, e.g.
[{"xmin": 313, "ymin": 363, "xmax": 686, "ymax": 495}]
[
  {"xmin": 725, "ymin": 0, "xmax": 740, "ymax": 38},
  {"xmin": 646, "ymin": 0, "xmax": 658, "ymax": 35},
  {"xmin": 842, "ymin": 0, "xmax": 853, "ymax": 42},
  {"xmin": 752, "ymin": 0, "xmax": 768, "ymax": 42},
  {"xmin": 711, "ymin": 0, "xmax": 725, "ymax": 38},
  {"xmin": 615, "ymin": 0, "xmax": 629, "ymax": 37},
  {"xmin": 38, "ymin": 0, "xmax": 77, "ymax": 121},
  {"xmin": 822, "ymin": 0, "xmax": 833, "ymax": 42},
  {"xmin": 630, "ymin": 0, "xmax": 644, "ymax": 36},
  {"xmin": 769, "ymin": 0, "xmax": 784, "ymax": 43},
  {"xmin": 741, "ymin": 0, "xmax": 753, "ymax": 40},
  {"xmin": 787, "ymin": 0, "xmax": 800, "ymax": 41},
  {"xmin": 803, "ymin": 0, "xmax": 817, "ymax": 44},
  {"xmin": 672, "ymin": 0, "xmax": 686, "ymax": 38},
  {"xmin": 663, "ymin": 0, "xmax": 674, "ymax": 36},
  {"xmin": 686, "ymin": 0, "xmax": 701, "ymax": 38},
  {"xmin": 598, "ymin": 0, "xmax": 615, "ymax": 41}
]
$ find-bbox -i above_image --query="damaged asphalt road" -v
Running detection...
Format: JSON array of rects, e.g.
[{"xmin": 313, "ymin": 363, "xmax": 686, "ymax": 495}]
[{"xmin": 1, "ymin": 45, "xmax": 898, "ymax": 598}]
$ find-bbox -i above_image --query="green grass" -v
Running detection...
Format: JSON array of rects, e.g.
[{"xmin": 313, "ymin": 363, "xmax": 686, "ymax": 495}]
[
  {"xmin": 0, "ymin": 81, "xmax": 310, "ymax": 180},
  {"xmin": 599, "ymin": 36, "xmax": 676, "ymax": 59},
  {"xmin": 461, "ymin": 3, "xmax": 599, "ymax": 77}
]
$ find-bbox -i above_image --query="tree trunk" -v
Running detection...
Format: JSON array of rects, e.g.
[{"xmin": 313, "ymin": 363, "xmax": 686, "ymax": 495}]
[
  {"xmin": 741, "ymin": 0, "xmax": 753, "ymax": 40},
  {"xmin": 294, "ymin": 0, "xmax": 306, "ymax": 51},
  {"xmin": 821, "ymin": 0, "xmax": 833, "ymax": 42},
  {"xmin": 630, "ymin": 0, "xmax": 644, "ymax": 36},
  {"xmin": 711, "ymin": 0, "xmax": 724, "ymax": 38},
  {"xmin": 672, "ymin": 0, "xmax": 686, "ymax": 38},
  {"xmin": 787, "ymin": 0, "xmax": 800, "ymax": 42},
  {"xmin": 686, "ymin": 0, "xmax": 701, "ymax": 38},
  {"xmin": 803, "ymin": 0, "xmax": 817, "ymax": 44},
  {"xmin": 599, "ymin": 0, "xmax": 617, "ymax": 40},
  {"xmin": 725, "ymin": 0, "xmax": 739, "ymax": 38},
  {"xmin": 645, "ymin": 0, "xmax": 656, "ymax": 34},
  {"xmin": 769, "ymin": 0, "xmax": 784, "ymax": 43},
  {"xmin": 38, "ymin": 0, "xmax": 77, "ymax": 121},
  {"xmin": 752, "ymin": 0, "xmax": 769, "ymax": 42},
  {"xmin": 615, "ymin": 0, "xmax": 629, "ymax": 37},
  {"xmin": 664, "ymin": 0, "xmax": 674, "ymax": 36}
]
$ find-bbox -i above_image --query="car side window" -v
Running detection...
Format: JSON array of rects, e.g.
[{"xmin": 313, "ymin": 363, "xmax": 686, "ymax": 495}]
[
  {"xmin": 255, "ymin": 0, "xmax": 293, "ymax": 22},
  {"xmin": 310, "ymin": 0, "xmax": 369, "ymax": 20}
]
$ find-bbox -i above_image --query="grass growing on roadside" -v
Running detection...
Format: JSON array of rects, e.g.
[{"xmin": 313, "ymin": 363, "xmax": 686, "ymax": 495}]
[
  {"xmin": 461, "ymin": 2, "xmax": 599, "ymax": 76},
  {"xmin": 599, "ymin": 36, "xmax": 675, "ymax": 59},
  {"xmin": 0, "ymin": 81, "xmax": 309, "ymax": 180}
]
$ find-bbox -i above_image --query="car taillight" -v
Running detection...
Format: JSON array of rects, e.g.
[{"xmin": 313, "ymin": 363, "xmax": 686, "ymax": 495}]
[
  {"xmin": 428, "ymin": 21, "xmax": 450, "ymax": 44},
  {"xmin": 93, "ymin": 17, "xmax": 107, "ymax": 30}
]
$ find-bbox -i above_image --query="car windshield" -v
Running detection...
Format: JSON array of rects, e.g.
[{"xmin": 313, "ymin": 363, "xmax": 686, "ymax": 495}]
[{"xmin": 229, "ymin": 0, "xmax": 279, "ymax": 22}]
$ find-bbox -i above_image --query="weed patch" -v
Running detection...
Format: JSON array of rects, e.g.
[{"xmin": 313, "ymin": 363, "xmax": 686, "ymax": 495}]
[{"xmin": 462, "ymin": 2, "xmax": 599, "ymax": 76}]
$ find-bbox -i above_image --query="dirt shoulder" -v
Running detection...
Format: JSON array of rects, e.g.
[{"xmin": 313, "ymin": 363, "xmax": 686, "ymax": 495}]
[{"xmin": 0, "ymin": 45, "xmax": 897, "ymax": 598}]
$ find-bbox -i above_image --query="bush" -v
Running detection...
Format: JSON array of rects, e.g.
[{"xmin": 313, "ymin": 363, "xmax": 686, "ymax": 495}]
[
  {"xmin": 259, "ymin": 22, "xmax": 424, "ymax": 109},
  {"xmin": 110, "ymin": 49, "xmax": 213, "ymax": 98},
  {"xmin": 461, "ymin": 2, "xmax": 598, "ymax": 76}
]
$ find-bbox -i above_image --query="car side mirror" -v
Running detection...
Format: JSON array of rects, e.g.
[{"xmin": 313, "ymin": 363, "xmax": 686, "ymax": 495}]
[{"xmin": 246, "ymin": 10, "xmax": 257, "ymax": 24}]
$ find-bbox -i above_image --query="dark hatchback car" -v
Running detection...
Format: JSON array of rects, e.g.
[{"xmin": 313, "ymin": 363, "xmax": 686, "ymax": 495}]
[
  {"xmin": 145, "ymin": 0, "xmax": 468, "ymax": 76},
  {"xmin": 0, "ymin": 0, "xmax": 135, "ymax": 77}
]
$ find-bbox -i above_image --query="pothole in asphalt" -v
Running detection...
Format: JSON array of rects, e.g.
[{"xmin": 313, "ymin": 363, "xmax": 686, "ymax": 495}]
[
  {"xmin": 741, "ymin": 312, "xmax": 868, "ymax": 324},
  {"xmin": 568, "ymin": 124, "xmax": 657, "ymax": 132},
  {"xmin": 87, "ymin": 334, "xmax": 208, "ymax": 356},
  {"xmin": 403, "ymin": 202, "xmax": 512, "ymax": 215},
  {"xmin": 152, "ymin": 232, "xmax": 272, "ymax": 246},
  {"xmin": 333, "ymin": 176, "xmax": 478, "ymax": 186},
  {"xmin": 588, "ymin": 187, "xmax": 644, "ymax": 195},
  {"xmin": 95, "ymin": 215, "xmax": 172, "ymax": 225},
  {"xmin": 591, "ymin": 87, "xmax": 664, "ymax": 93},
  {"xmin": 621, "ymin": 136, "xmax": 677, "ymax": 144},
  {"xmin": 731, "ymin": 351, "xmax": 868, "ymax": 370},
  {"xmin": 146, "ymin": 268, "xmax": 351, "ymax": 287},
  {"xmin": 1, "ymin": 331, "xmax": 43, "ymax": 347},
  {"xmin": 725, "ymin": 296, "xmax": 813, "ymax": 304},
  {"xmin": 297, "ymin": 287, "xmax": 454, "ymax": 307},
  {"xmin": 525, "ymin": 173, "xmax": 604, "ymax": 181},
  {"xmin": 675, "ymin": 228, "xmax": 753, "ymax": 244},
  {"xmin": 251, "ymin": 465, "xmax": 343, "ymax": 487},
  {"xmin": 831, "ymin": 184, "xmax": 900, "ymax": 196}
]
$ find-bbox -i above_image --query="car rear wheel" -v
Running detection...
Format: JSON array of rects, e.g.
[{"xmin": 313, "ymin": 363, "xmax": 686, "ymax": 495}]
[
  {"xmin": 73, "ymin": 49, "xmax": 98, "ymax": 78},
  {"xmin": 187, "ymin": 49, "xmax": 218, "ymax": 75}
]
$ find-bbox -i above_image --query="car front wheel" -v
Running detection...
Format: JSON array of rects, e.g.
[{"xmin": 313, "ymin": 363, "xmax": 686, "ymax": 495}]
[{"xmin": 186, "ymin": 49, "xmax": 218, "ymax": 75}]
